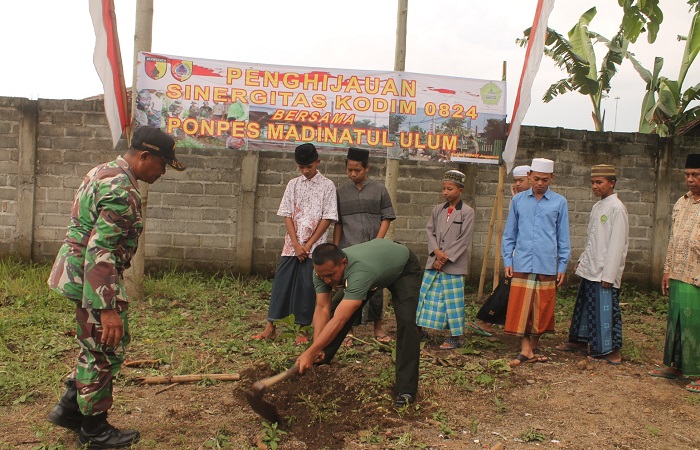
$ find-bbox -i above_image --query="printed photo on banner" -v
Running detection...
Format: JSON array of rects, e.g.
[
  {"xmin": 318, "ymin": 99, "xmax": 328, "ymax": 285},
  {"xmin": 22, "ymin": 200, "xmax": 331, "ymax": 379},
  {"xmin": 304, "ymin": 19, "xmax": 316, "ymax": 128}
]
[{"xmin": 135, "ymin": 52, "xmax": 507, "ymax": 164}]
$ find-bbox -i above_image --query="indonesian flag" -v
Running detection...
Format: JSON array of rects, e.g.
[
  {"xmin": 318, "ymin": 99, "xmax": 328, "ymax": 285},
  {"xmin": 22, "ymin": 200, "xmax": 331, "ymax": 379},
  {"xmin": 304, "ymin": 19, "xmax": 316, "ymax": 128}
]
[
  {"xmin": 89, "ymin": 0, "xmax": 128, "ymax": 147},
  {"xmin": 503, "ymin": 0, "xmax": 555, "ymax": 173}
]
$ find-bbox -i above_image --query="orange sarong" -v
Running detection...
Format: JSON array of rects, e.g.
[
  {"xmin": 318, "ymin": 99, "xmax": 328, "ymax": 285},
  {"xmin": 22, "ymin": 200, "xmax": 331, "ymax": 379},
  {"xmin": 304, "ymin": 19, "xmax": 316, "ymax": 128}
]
[{"xmin": 504, "ymin": 272, "xmax": 557, "ymax": 337}]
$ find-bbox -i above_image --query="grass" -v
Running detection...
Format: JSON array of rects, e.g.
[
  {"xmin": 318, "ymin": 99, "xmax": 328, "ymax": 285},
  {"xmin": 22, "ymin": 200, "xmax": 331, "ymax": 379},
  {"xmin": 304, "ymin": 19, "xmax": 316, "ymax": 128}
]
[{"xmin": 0, "ymin": 255, "xmax": 677, "ymax": 448}]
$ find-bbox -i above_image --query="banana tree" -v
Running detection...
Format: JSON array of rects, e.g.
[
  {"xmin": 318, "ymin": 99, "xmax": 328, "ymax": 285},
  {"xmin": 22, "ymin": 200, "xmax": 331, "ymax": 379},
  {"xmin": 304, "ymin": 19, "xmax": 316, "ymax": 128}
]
[
  {"xmin": 517, "ymin": 7, "xmax": 630, "ymax": 131},
  {"xmin": 627, "ymin": 10, "xmax": 700, "ymax": 135}
]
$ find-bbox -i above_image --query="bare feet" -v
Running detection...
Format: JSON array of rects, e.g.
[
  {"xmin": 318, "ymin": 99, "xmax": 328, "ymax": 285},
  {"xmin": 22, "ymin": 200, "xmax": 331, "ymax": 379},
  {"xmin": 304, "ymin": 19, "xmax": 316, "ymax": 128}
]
[
  {"xmin": 252, "ymin": 322, "xmax": 276, "ymax": 340},
  {"xmin": 555, "ymin": 342, "xmax": 587, "ymax": 353}
]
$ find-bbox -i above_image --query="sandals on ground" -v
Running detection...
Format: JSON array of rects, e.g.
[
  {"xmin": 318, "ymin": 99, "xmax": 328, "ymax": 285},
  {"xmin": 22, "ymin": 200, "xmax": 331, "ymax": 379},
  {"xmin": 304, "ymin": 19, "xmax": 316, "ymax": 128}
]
[{"xmin": 439, "ymin": 336, "xmax": 461, "ymax": 350}]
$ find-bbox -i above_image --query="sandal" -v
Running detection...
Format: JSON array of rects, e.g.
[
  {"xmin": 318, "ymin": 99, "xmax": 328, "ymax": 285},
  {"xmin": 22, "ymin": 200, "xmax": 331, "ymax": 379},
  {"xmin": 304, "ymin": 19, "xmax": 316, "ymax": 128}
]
[
  {"xmin": 342, "ymin": 334, "xmax": 354, "ymax": 347},
  {"xmin": 294, "ymin": 335, "xmax": 309, "ymax": 345},
  {"xmin": 465, "ymin": 321, "xmax": 493, "ymax": 337},
  {"xmin": 510, "ymin": 353, "xmax": 548, "ymax": 367},
  {"xmin": 374, "ymin": 334, "xmax": 392, "ymax": 344},
  {"xmin": 648, "ymin": 367, "xmax": 683, "ymax": 379},
  {"xmin": 439, "ymin": 336, "xmax": 461, "ymax": 350},
  {"xmin": 685, "ymin": 383, "xmax": 700, "ymax": 393}
]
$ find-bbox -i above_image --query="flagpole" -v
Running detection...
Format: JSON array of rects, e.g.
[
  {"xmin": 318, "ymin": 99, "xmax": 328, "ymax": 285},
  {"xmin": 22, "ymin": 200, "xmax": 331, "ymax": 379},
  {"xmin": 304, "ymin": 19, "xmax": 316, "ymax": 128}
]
[
  {"xmin": 477, "ymin": 61, "xmax": 507, "ymax": 298},
  {"xmin": 124, "ymin": 0, "xmax": 154, "ymax": 301}
]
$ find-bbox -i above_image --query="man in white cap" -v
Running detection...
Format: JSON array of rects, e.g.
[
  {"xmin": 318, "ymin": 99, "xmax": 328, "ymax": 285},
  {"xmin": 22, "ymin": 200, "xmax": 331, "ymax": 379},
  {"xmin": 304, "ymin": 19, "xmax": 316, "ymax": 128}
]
[
  {"xmin": 502, "ymin": 158, "xmax": 571, "ymax": 366},
  {"xmin": 556, "ymin": 164, "xmax": 628, "ymax": 364},
  {"xmin": 466, "ymin": 164, "xmax": 531, "ymax": 336}
]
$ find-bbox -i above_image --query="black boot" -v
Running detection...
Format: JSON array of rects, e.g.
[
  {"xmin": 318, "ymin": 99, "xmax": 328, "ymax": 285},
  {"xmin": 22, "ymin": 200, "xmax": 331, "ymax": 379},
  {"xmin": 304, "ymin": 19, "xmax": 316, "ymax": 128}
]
[
  {"xmin": 47, "ymin": 378, "xmax": 82, "ymax": 432},
  {"xmin": 78, "ymin": 412, "xmax": 140, "ymax": 449}
]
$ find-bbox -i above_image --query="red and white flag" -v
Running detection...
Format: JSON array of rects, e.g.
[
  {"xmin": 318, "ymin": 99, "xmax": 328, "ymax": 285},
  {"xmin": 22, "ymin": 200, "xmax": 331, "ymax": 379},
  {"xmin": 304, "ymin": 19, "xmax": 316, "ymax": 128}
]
[
  {"xmin": 89, "ymin": 0, "xmax": 128, "ymax": 147},
  {"xmin": 503, "ymin": 0, "xmax": 555, "ymax": 173}
]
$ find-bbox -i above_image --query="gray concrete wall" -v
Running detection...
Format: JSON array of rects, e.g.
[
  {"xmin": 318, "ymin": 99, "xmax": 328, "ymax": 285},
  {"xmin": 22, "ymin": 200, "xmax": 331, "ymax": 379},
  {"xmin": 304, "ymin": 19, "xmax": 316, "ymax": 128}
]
[{"xmin": 0, "ymin": 96, "xmax": 694, "ymax": 288}]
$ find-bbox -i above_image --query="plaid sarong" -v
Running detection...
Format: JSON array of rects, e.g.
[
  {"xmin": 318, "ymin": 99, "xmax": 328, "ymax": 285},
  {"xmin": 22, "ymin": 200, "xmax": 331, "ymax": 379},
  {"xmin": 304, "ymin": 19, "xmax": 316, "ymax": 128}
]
[
  {"xmin": 416, "ymin": 270, "xmax": 465, "ymax": 336},
  {"xmin": 568, "ymin": 278, "xmax": 622, "ymax": 356},
  {"xmin": 664, "ymin": 280, "xmax": 700, "ymax": 376},
  {"xmin": 504, "ymin": 272, "xmax": 556, "ymax": 337}
]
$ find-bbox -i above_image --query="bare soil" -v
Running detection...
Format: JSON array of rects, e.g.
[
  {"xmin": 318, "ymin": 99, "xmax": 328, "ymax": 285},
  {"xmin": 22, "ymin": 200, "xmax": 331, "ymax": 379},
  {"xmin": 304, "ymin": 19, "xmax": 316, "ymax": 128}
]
[{"xmin": 2, "ymin": 307, "xmax": 700, "ymax": 450}]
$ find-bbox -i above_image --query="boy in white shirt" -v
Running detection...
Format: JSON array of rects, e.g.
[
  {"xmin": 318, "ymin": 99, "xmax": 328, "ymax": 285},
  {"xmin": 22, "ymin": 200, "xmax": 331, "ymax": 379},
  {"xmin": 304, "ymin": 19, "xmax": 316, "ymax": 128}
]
[{"xmin": 556, "ymin": 164, "xmax": 628, "ymax": 364}]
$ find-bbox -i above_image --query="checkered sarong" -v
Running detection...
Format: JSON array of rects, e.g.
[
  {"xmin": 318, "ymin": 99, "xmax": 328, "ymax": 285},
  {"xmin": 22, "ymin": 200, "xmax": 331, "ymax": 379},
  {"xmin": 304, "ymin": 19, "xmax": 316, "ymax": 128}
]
[{"xmin": 416, "ymin": 270, "xmax": 465, "ymax": 335}]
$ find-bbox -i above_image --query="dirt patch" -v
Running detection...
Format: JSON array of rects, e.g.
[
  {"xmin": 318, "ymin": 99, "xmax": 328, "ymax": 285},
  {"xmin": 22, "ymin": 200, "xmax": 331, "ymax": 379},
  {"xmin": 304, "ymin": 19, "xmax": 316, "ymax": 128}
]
[{"xmin": 2, "ymin": 307, "xmax": 700, "ymax": 449}]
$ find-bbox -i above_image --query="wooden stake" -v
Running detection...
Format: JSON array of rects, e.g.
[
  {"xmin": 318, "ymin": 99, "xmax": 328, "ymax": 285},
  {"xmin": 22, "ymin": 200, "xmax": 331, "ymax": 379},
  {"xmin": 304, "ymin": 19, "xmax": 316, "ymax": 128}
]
[
  {"xmin": 136, "ymin": 374, "xmax": 240, "ymax": 385},
  {"xmin": 493, "ymin": 165, "xmax": 506, "ymax": 288},
  {"xmin": 478, "ymin": 187, "xmax": 499, "ymax": 298}
]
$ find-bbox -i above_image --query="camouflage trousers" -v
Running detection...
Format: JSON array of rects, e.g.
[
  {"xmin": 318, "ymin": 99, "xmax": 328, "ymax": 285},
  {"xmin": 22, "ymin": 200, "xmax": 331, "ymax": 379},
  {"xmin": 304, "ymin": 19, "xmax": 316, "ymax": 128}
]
[{"xmin": 71, "ymin": 301, "xmax": 130, "ymax": 416}]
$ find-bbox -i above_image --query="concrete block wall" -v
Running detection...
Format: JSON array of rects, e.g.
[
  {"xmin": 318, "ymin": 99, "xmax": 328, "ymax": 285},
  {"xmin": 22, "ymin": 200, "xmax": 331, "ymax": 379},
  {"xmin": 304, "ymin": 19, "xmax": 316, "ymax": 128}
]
[
  {"xmin": 0, "ymin": 97, "xmax": 21, "ymax": 254},
  {"xmin": 0, "ymin": 96, "xmax": 696, "ymax": 289}
]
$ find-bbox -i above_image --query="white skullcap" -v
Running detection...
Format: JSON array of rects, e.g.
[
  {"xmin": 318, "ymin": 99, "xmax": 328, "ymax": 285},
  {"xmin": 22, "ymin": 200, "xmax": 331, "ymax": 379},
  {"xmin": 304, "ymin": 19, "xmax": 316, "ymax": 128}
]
[
  {"xmin": 512, "ymin": 165, "xmax": 530, "ymax": 177},
  {"xmin": 530, "ymin": 158, "xmax": 554, "ymax": 173}
]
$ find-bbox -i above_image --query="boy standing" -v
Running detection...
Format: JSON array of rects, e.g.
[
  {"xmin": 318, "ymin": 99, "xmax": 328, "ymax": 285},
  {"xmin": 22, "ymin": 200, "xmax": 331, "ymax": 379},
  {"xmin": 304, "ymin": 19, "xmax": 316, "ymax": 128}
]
[
  {"xmin": 333, "ymin": 147, "xmax": 395, "ymax": 344},
  {"xmin": 502, "ymin": 158, "xmax": 570, "ymax": 366},
  {"xmin": 254, "ymin": 143, "xmax": 338, "ymax": 342},
  {"xmin": 556, "ymin": 165, "xmax": 628, "ymax": 364},
  {"xmin": 466, "ymin": 164, "xmax": 531, "ymax": 336}
]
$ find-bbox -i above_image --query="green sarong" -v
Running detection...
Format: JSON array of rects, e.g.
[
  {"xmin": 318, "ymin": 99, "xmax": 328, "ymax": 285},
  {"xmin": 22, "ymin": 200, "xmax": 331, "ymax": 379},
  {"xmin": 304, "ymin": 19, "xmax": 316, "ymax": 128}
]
[{"xmin": 663, "ymin": 280, "xmax": 700, "ymax": 376}]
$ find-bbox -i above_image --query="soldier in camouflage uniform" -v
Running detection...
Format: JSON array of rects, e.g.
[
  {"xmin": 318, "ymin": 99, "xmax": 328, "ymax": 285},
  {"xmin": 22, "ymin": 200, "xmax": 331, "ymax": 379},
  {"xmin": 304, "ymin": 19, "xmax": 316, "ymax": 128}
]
[{"xmin": 47, "ymin": 126, "xmax": 185, "ymax": 449}]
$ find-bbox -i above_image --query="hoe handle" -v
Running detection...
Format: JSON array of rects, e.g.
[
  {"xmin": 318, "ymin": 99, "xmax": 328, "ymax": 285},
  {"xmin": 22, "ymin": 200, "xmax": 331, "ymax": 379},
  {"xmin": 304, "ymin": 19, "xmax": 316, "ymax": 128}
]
[{"xmin": 252, "ymin": 365, "xmax": 300, "ymax": 393}]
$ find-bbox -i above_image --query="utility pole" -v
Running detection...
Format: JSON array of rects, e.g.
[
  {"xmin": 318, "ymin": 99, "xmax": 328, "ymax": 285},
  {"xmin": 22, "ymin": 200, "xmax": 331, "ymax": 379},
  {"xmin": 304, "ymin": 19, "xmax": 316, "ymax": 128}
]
[
  {"xmin": 124, "ymin": 0, "xmax": 154, "ymax": 301},
  {"xmin": 614, "ymin": 96, "xmax": 620, "ymax": 132},
  {"xmin": 384, "ymin": 0, "xmax": 407, "ymax": 240}
]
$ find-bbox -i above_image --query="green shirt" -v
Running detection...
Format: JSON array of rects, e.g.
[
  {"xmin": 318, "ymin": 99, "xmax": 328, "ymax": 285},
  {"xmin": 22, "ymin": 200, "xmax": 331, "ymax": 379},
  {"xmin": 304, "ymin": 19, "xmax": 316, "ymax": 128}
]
[{"xmin": 314, "ymin": 239, "xmax": 409, "ymax": 300}]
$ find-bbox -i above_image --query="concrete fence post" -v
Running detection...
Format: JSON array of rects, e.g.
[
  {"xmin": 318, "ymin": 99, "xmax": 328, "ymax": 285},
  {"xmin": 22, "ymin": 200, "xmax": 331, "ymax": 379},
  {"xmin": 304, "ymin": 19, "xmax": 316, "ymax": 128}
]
[
  {"xmin": 233, "ymin": 151, "xmax": 259, "ymax": 274},
  {"xmin": 650, "ymin": 138, "xmax": 672, "ymax": 288},
  {"xmin": 16, "ymin": 99, "xmax": 38, "ymax": 261}
]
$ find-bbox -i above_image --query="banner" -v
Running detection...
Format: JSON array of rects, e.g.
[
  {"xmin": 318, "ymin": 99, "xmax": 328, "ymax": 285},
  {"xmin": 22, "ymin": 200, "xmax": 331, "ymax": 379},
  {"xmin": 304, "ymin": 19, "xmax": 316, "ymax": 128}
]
[{"xmin": 136, "ymin": 52, "xmax": 507, "ymax": 163}]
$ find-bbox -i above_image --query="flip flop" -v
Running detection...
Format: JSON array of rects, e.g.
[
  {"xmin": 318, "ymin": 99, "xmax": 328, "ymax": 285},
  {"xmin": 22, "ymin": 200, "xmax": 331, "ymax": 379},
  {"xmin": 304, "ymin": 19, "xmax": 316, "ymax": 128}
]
[
  {"xmin": 509, "ymin": 353, "xmax": 538, "ymax": 367},
  {"xmin": 342, "ymin": 334, "xmax": 354, "ymax": 347},
  {"xmin": 648, "ymin": 367, "xmax": 683, "ymax": 379},
  {"xmin": 465, "ymin": 321, "xmax": 493, "ymax": 337},
  {"xmin": 374, "ymin": 334, "xmax": 392, "ymax": 344},
  {"xmin": 439, "ymin": 336, "xmax": 461, "ymax": 350},
  {"xmin": 587, "ymin": 355, "xmax": 621, "ymax": 365},
  {"xmin": 685, "ymin": 383, "xmax": 700, "ymax": 393}
]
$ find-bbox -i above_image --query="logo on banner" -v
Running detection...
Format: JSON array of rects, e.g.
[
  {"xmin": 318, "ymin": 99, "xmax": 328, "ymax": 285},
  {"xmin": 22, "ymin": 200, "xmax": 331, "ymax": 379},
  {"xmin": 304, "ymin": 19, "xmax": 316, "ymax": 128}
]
[
  {"xmin": 480, "ymin": 82, "xmax": 502, "ymax": 106},
  {"xmin": 171, "ymin": 60, "xmax": 193, "ymax": 82},
  {"xmin": 144, "ymin": 56, "xmax": 167, "ymax": 80}
]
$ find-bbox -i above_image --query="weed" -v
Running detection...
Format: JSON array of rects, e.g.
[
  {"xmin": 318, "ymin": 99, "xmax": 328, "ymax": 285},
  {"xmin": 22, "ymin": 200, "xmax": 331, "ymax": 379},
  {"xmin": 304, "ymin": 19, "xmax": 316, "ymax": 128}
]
[
  {"xmin": 520, "ymin": 427, "xmax": 546, "ymax": 442},
  {"xmin": 683, "ymin": 394, "xmax": 700, "ymax": 406},
  {"xmin": 259, "ymin": 422, "xmax": 286, "ymax": 450},
  {"xmin": 273, "ymin": 314, "xmax": 312, "ymax": 343},
  {"xmin": 469, "ymin": 416, "xmax": 479, "ymax": 435},
  {"xmin": 203, "ymin": 425, "xmax": 233, "ymax": 449},
  {"xmin": 391, "ymin": 432, "xmax": 427, "ymax": 448},
  {"xmin": 358, "ymin": 426, "xmax": 384, "ymax": 444},
  {"xmin": 297, "ymin": 391, "xmax": 340, "ymax": 424},
  {"xmin": 646, "ymin": 425, "xmax": 661, "ymax": 437},
  {"xmin": 493, "ymin": 393, "xmax": 508, "ymax": 414}
]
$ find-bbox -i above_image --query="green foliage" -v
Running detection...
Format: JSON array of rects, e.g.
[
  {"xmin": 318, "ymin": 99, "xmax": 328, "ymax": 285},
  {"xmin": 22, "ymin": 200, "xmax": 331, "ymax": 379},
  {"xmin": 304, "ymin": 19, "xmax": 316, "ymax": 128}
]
[
  {"xmin": 627, "ymin": 9, "xmax": 700, "ymax": 135},
  {"xmin": 646, "ymin": 425, "xmax": 661, "ymax": 437},
  {"xmin": 619, "ymin": 0, "xmax": 663, "ymax": 43},
  {"xmin": 517, "ymin": 8, "xmax": 630, "ymax": 131},
  {"xmin": 297, "ymin": 391, "xmax": 340, "ymax": 424},
  {"xmin": 520, "ymin": 428, "xmax": 547, "ymax": 442},
  {"xmin": 203, "ymin": 426, "xmax": 233, "ymax": 449},
  {"xmin": 259, "ymin": 422, "xmax": 287, "ymax": 450},
  {"xmin": 273, "ymin": 314, "xmax": 312, "ymax": 343}
]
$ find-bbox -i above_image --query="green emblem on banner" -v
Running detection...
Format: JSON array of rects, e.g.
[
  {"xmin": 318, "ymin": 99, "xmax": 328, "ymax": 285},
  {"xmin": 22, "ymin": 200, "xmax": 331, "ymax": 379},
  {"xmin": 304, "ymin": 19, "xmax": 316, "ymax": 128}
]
[
  {"xmin": 480, "ymin": 82, "xmax": 502, "ymax": 105},
  {"xmin": 600, "ymin": 214, "xmax": 608, "ymax": 223}
]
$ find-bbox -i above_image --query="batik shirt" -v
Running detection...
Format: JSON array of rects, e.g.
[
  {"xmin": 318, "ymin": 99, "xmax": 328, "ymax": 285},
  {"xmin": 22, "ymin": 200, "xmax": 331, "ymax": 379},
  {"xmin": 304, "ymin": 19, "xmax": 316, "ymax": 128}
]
[
  {"xmin": 48, "ymin": 157, "xmax": 143, "ymax": 309},
  {"xmin": 277, "ymin": 172, "xmax": 337, "ymax": 256},
  {"xmin": 664, "ymin": 192, "xmax": 700, "ymax": 286}
]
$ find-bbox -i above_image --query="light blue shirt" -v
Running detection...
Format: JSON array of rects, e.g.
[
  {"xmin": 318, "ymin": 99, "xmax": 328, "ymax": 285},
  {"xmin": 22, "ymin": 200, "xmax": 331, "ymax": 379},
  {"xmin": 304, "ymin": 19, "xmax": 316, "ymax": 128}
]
[{"xmin": 502, "ymin": 188, "xmax": 571, "ymax": 275}]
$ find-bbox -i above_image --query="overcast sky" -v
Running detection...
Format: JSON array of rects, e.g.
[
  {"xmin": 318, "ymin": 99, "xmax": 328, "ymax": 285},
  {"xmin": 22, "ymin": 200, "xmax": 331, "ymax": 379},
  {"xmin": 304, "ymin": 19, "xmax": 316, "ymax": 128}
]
[{"xmin": 3, "ymin": 1, "xmax": 697, "ymax": 133}]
